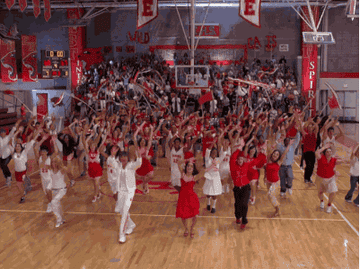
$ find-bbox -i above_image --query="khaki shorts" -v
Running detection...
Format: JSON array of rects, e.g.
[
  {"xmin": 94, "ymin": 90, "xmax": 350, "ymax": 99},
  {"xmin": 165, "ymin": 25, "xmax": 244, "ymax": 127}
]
[{"xmin": 316, "ymin": 175, "xmax": 338, "ymax": 194}]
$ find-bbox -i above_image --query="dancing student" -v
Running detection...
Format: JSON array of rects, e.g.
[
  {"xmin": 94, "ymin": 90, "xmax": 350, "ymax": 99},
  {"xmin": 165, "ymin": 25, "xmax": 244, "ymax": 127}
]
[
  {"xmin": 315, "ymin": 143, "xmax": 346, "ymax": 213},
  {"xmin": 229, "ymin": 138, "xmax": 251, "ymax": 229},
  {"xmin": 203, "ymin": 134, "xmax": 226, "ymax": 213},
  {"xmin": 101, "ymin": 143, "xmax": 120, "ymax": 202},
  {"xmin": 1, "ymin": 119, "xmax": 21, "ymax": 187},
  {"xmin": 299, "ymin": 119, "xmax": 319, "ymax": 184},
  {"xmin": 265, "ymin": 139, "xmax": 293, "ymax": 218},
  {"xmin": 82, "ymin": 125, "xmax": 103, "ymax": 203},
  {"xmin": 13, "ymin": 128, "xmax": 40, "ymax": 203},
  {"xmin": 169, "ymin": 135, "xmax": 184, "ymax": 192},
  {"xmin": 321, "ymin": 116, "xmax": 344, "ymax": 155},
  {"xmin": 218, "ymin": 127, "xmax": 232, "ymax": 193},
  {"xmin": 58, "ymin": 122, "xmax": 79, "ymax": 186},
  {"xmin": 117, "ymin": 150, "xmax": 142, "ymax": 243},
  {"xmin": 34, "ymin": 133, "xmax": 53, "ymax": 212},
  {"xmin": 345, "ymin": 145, "xmax": 359, "ymax": 207},
  {"xmin": 244, "ymin": 138, "xmax": 259, "ymax": 204},
  {"xmin": 176, "ymin": 161, "xmax": 205, "ymax": 238}
]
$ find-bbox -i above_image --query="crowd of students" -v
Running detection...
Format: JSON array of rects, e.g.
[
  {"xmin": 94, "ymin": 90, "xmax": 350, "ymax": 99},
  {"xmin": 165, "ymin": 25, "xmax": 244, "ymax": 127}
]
[{"xmin": 0, "ymin": 55, "xmax": 358, "ymax": 243}]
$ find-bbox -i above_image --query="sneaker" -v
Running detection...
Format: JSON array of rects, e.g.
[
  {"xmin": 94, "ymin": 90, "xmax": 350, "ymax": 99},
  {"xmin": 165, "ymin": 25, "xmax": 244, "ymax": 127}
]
[
  {"xmin": 119, "ymin": 235, "xmax": 126, "ymax": 243},
  {"xmin": 70, "ymin": 180, "xmax": 75, "ymax": 187},
  {"xmin": 206, "ymin": 205, "xmax": 211, "ymax": 211},
  {"xmin": 236, "ymin": 219, "xmax": 241, "ymax": 224},
  {"xmin": 125, "ymin": 225, "xmax": 136, "ymax": 235},
  {"xmin": 320, "ymin": 201, "xmax": 325, "ymax": 209},
  {"xmin": 226, "ymin": 185, "xmax": 231, "ymax": 193},
  {"xmin": 240, "ymin": 224, "xmax": 246, "ymax": 229},
  {"xmin": 20, "ymin": 196, "xmax": 25, "ymax": 203},
  {"xmin": 92, "ymin": 196, "xmax": 97, "ymax": 203},
  {"xmin": 55, "ymin": 221, "xmax": 64, "ymax": 228},
  {"xmin": 250, "ymin": 197, "xmax": 256, "ymax": 205},
  {"xmin": 354, "ymin": 202, "xmax": 359, "ymax": 207},
  {"xmin": 280, "ymin": 192, "xmax": 286, "ymax": 198},
  {"xmin": 287, "ymin": 188, "xmax": 293, "ymax": 195},
  {"xmin": 46, "ymin": 203, "xmax": 52, "ymax": 213},
  {"xmin": 211, "ymin": 208, "xmax": 216, "ymax": 214},
  {"xmin": 80, "ymin": 172, "xmax": 86, "ymax": 177},
  {"xmin": 222, "ymin": 186, "xmax": 225, "ymax": 194},
  {"xmin": 326, "ymin": 205, "xmax": 332, "ymax": 213},
  {"xmin": 345, "ymin": 199, "xmax": 352, "ymax": 203}
]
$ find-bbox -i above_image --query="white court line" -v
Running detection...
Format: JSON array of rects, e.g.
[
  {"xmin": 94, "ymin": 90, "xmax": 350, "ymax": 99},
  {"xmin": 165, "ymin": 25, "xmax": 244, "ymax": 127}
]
[
  {"xmin": 0, "ymin": 170, "xmax": 40, "ymax": 190},
  {"xmin": 294, "ymin": 161, "xmax": 359, "ymax": 236},
  {"xmin": 0, "ymin": 209, "xmax": 345, "ymax": 222}
]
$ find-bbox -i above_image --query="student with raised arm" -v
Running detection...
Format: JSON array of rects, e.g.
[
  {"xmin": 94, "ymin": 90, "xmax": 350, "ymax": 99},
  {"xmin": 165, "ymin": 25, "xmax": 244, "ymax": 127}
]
[
  {"xmin": 117, "ymin": 149, "xmax": 142, "ymax": 244},
  {"xmin": 345, "ymin": 145, "xmax": 359, "ymax": 207}
]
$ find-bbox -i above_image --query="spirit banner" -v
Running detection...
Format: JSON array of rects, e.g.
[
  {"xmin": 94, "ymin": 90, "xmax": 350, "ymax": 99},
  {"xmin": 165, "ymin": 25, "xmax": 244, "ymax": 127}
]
[
  {"xmin": 239, "ymin": 0, "xmax": 261, "ymax": 28},
  {"xmin": 137, "ymin": 0, "xmax": 158, "ymax": 29},
  {"xmin": 0, "ymin": 39, "xmax": 17, "ymax": 83},
  {"xmin": 21, "ymin": 35, "xmax": 38, "ymax": 82},
  {"xmin": 32, "ymin": 0, "xmax": 41, "ymax": 18}
]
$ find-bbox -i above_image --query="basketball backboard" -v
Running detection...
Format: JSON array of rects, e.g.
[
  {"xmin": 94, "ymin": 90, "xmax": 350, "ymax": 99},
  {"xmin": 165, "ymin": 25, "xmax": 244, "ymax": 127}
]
[
  {"xmin": 302, "ymin": 32, "xmax": 335, "ymax": 45},
  {"xmin": 175, "ymin": 65, "xmax": 210, "ymax": 88}
]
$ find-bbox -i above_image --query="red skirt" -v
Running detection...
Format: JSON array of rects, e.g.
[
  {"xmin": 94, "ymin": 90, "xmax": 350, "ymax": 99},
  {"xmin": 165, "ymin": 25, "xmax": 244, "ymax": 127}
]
[
  {"xmin": 136, "ymin": 157, "xmax": 154, "ymax": 176},
  {"xmin": 88, "ymin": 162, "xmax": 103, "ymax": 178},
  {"xmin": 176, "ymin": 180, "xmax": 199, "ymax": 219},
  {"xmin": 15, "ymin": 170, "xmax": 27, "ymax": 182}
]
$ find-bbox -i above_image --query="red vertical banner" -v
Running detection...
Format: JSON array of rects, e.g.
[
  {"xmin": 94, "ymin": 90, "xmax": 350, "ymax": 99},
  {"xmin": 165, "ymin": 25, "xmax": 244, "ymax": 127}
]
[
  {"xmin": 19, "ymin": 0, "xmax": 27, "ymax": 12},
  {"xmin": 137, "ymin": 0, "xmax": 158, "ymax": 29},
  {"xmin": 32, "ymin": 0, "xmax": 41, "ymax": 18},
  {"xmin": 44, "ymin": 0, "xmax": 51, "ymax": 22},
  {"xmin": 5, "ymin": 0, "xmax": 15, "ymax": 10},
  {"xmin": 21, "ymin": 35, "xmax": 38, "ymax": 82},
  {"xmin": 301, "ymin": 6, "xmax": 319, "ymax": 117},
  {"xmin": 67, "ymin": 9, "xmax": 85, "ymax": 91},
  {"xmin": 36, "ymin": 93, "xmax": 48, "ymax": 122},
  {"xmin": 0, "ymin": 39, "xmax": 18, "ymax": 83}
]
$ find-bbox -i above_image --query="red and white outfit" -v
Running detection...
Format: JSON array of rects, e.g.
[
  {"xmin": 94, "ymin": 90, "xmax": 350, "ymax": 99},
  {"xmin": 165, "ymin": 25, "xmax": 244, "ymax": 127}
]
[
  {"xmin": 13, "ymin": 140, "xmax": 35, "ymax": 182},
  {"xmin": 170, "ymin": 147, "xmax": 184, "ymax": 187},
  {"xmin": 39, "ymin": 156, "xmax": 52, "ymax": 193},
  {"xmin": 219, "ymin": 146, "xmax": 231, "ymax": 180},
  {"xmin": 316, "ymin": 155, "xmax": 338, "ymax": 193},
  {"xmin": 88, "ymin": 150, "xmax": 103, "ymax": 178},
  {"xmin": 107, "ymin": 156, "xmax": 120, "ymax": 194},
  {"xmin": 136, "ymin": 147, "xmax": 154, "ymax": 177},
  {"xmin": 50, "ymin": 169, "xmax": 67, "ymax": 226},
  {"xmin": 266, "ymin": 162, "xmax": 281, "ymax": 207},
  {"xmin": 203, "ymin": 148, "xmax": 225, "ymax": 196}
]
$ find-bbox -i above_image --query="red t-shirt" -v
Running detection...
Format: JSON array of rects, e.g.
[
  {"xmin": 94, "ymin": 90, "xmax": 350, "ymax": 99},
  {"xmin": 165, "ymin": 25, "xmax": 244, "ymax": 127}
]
[
  {"xmin": 247, "ymin": 157, "xmax": 259, "ymax": 180},
  {"xmin": 302, "ymin": 132, "xmax": 317, "ymax": 153},
  {"xmin": 202, "ymin": 136, "xmax": 214, "ymax": 157},
  {"xmin": 230, "ymin": 150, "xmax": 250, "ymax": 187},
  {"xmin": 317, "ymin": 155, "xmax": 336, "ymax": 178},
  {"xmin": 266, "ymin": 162, "xmax": 280, "ymax": 183}
]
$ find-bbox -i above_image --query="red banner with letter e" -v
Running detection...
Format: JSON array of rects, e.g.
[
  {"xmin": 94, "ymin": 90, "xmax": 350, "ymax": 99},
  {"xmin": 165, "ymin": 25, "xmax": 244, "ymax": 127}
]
[
  {"xmin": 0, "ymin": 39, "xmax": 17, "ymax": 83},
  {"xmin": 67, "ymin": 8, "xmax": 85, "ymax": 91},
  {"xmin": 22, "ymin": 35, "xmax": 38, "ymax": 82},
  {"xmin": 301, "ymin": 6, "xmax": 319, "ymax": 117},
  {"xmin": 137, "ymin": 0, "xmax": 158, "ymax": 29},
  {"xmin": 239, "ymin": 0, "xmax": 261, "ymax": 28}
]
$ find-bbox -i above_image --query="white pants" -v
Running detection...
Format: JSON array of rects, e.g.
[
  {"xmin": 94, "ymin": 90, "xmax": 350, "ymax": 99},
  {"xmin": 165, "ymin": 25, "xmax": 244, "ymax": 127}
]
[
  {"xmin": 41, "ymin": 177, "xmax": 52, "ymax": 194},
  {"xmin": 51, "ymin": 188, "xmax": 67, "ymax": 222},
  {"xmin": 100, "ymin": 100, "xmax": 106, "ymax": 110},
  {"xmin": 116, "ymin": 189, "xmax": 135, "ymax": 237}
]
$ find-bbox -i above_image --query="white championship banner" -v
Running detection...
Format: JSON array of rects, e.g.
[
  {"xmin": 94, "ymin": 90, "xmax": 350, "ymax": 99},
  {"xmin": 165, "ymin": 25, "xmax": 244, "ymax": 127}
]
[
  {"xmin": 137, "ymin": 0, "xmax": 158, "ymax": 29},
  {"xmin": 239, "ymin": 0, "xmax": 261, "ymax": 28}
]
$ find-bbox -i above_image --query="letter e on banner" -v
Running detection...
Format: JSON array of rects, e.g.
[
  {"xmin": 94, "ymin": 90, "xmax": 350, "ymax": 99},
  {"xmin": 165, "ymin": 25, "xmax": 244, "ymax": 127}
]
[
  {"xmin": 137, "ymin": 0, "xmax": 158, "ymax": 29},
  {"xmin": 239, "ymin": 0, "xmax": 261, "ymax": 28}
]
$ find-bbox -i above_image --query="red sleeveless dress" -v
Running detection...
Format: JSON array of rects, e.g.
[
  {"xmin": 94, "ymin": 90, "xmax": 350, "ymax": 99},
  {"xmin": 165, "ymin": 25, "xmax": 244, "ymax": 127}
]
[
  {"xmin": 136, "ymin": 147, "xmax": 154, "ymax": 176},
  {"xmin": 176, "ymin": 177, "xmax": 200, "ymax": 219}
]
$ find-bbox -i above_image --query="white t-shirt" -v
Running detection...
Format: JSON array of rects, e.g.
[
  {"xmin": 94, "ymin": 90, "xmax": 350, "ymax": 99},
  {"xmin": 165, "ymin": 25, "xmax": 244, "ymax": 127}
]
[
  {"xmin": 350, "ymin": 157, "xmax": 359, "ymax": 176},
  {"xmin": 107, "ymin": 156, "xmax": 120, "ymax": 183},
  {"xmin": 50, "ymin": 170, "xmax": 66, "ymax": 189},
  {"xmin": 171, "ymin": 148, "xmax": 184, "ymax": 175},
  {"xmin": 39, "ymin": 156, "xmax": 51, "ymax": 180}
]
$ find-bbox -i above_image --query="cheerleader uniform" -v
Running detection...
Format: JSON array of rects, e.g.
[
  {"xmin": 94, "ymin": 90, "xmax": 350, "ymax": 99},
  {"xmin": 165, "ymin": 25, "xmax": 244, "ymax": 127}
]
[
  {"xmin": 266, "ymin": 162, "xmax": 281, "ymax": 208},
  {"xmin": 13, "ymin": 140, "xmax": 35, "ymax": 182},
  {"xmin": 136, "ymin": 147, "xmax": 154, "ymax": 177},
  {"xmin": 50, "ymin": 169, "xmax": 67, "ymax": 227},
  {"xmin": 176, "ymin": 175, "xmax": 200, "ymax": 219},
  {"xmin": 107, "ymin": 156, "xmax": 120, "ymax": 194},
  {"xmin": 203, "ymin": 148, "xmax": 225, "ymax": 196},
  {"xmin": 170, "ymin": 147, "xmax": 184, "ymax": 187},
  {"xmin": 39, "ymin": 156, "xmax": 52, "ymax": 193},
  {"xmin": 219, "ymin": 146, "xmax": 231, "ymax": 192},
  {"xmin": 88, "ymin": 150, "xmax": 103, "ymax": 178}
]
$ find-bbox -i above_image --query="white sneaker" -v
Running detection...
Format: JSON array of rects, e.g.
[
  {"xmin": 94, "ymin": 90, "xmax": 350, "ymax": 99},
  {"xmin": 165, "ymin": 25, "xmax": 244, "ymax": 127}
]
[
  {"xmin": 92, "ymin": 196, "xmax": 97, "ymax": 203},
  {"xmin": 119, "ymin": 235, "xmax": 126, "ymax": 243},
  {"xmin": 287, "ymin": 188, "xmax": 293, "ymax": 195},
  {"xmin": 46, "ymin": 203, "xmax": 52, "ymax": 213},
  {"xmin": 250, "ymin": 197, "xmax": 256, "ymax": 205},
  {"xmin": 280, "ymin": 192, "xmax": 286, "ymax": 198},
  {"xmin": 55, "ymin": 220, "xmax": 64, "ymax": 228},
  {"xmin": 326, "ymin": 205, "xmax": 332, "ymax": 213},
  {"xmin": 320, "ymin": 201, "xmax": 325, "ymax": 209},
  {"xmin": 125, "ymin": 225, "xmax": 136, "ymax": 235}
]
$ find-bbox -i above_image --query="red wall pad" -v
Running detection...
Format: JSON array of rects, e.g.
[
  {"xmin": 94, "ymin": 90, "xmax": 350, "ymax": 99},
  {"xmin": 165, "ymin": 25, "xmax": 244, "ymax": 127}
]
[
  {"xmin": 22, "ymin": 35, "xmax": 38, "ymax": 82},
  {"xmin": 0, "ymin": 39, "xmax": 17, "ymax": 83}
]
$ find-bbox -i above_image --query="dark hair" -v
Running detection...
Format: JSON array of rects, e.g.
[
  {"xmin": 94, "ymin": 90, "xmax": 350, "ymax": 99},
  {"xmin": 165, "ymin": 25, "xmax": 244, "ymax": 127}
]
[
  {"xmin": 270, "ymin": 150, "xmax": 281, "ymax": 163},
  {"xmin": 174, "ymin": 137, "xmax": 181, "ymax": 144},
  {"xmin": 248, "ymin": 145, "xmax": 258, "ymax": 158},
  {"xmin": 137, "ymin": 137, "xmax": 148, "ymax": 147},
  {"xmin": 327, "ymin": 127, "xmax": 335, "ymax": 132},
  {"xmin": 322, "ymin": 147, "xmax": 332, "ymax": 155},
  {"xmin": 118, "ymin": 150, "xmax": 129, "ymax": 159},
  {"xmin": 40, "ymin": 145, "xmax": 49, "ymax": 154},
  {"xmin": 210, "ymin": 147, "xmax": 219, "ymax": 158},
  {"xmin": 15, "ymin": 143, "xmax": 24, "ymax": 153},
  {"xmin": 184, "ymin": 161, "xmax": 199, "ymax": 176}
]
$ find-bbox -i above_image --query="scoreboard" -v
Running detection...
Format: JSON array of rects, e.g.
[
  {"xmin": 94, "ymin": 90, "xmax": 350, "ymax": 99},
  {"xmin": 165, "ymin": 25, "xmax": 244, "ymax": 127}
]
[{"xmin": 41, "ymin": 50, "xmax": 69, "ymax": 78}]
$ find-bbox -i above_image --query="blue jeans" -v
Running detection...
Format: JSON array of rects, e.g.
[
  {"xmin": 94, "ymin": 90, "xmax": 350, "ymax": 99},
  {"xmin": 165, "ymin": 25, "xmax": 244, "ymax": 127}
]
[
  {"xmin": 345, "ymin": 176, "xmax": 359, "ymax": 205},
  {"xmin": 279, "ymin": 165, "xmax": 293, "ymax": 193}
]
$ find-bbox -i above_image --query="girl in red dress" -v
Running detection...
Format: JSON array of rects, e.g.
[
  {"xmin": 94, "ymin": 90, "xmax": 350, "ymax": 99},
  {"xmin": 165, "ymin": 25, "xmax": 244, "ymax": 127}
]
[{"xmin": 176, "ymin": 161, "xmax": 204, "ymax": 238}]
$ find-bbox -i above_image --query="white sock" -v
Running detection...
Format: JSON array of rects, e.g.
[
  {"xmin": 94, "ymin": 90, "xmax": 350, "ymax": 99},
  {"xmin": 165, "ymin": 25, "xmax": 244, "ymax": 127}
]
[
  {"xmin": 212, "ymin": 199, "xmax": 217, "ymax": 208},
  {"xmin": 207, "ymin": 197, "xmax": 211, "ymax": 205}
]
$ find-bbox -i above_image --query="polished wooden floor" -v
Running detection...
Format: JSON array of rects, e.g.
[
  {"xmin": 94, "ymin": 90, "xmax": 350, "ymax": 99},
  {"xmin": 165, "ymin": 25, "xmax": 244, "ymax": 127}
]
[{"xmin": 0, "ymin": 144, "xmax": 358, "ymax": 269}]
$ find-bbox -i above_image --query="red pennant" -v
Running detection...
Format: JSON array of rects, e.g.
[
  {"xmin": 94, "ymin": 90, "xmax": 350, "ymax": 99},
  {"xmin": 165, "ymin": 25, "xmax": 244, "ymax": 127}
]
[
  {"xmin": 33, "ymin": 0, "xmax": 41, "ymax": 18},
  {"xmin": 5, "ymin": 0, "xmax": 15, "ymax": 10},
  {"xmin": 19, "ymin": 0, "xmax": 27, "ymax": 12},
  {"xmin": 4, "ymin": 90, "xmax": 14, "ymax": 95},
  {"xmin": 198, "ymin": 91, "xmax": 213, "ymax": 105},
  {"xmin": 44, "ymin": 0, "xmax": 51, "ymax": 22}
]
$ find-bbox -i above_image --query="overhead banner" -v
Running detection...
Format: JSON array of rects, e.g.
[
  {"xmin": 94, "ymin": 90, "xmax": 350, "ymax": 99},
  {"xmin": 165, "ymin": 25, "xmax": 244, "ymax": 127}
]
[
  {"xmin": 32, "ymin": 0, "xmax": 41, "ymax": 18},
  {"xmin": 19, "ymin": 0, "xmax": 27, "ymax": 12},
  {"xmin": 21, "ymin": 35, "xmax": 38, "ymax": 82},
  {"xmin": 0, "ymin": 39, "xmax": 17, "ymax": 83},
  {"xmin": 137, "ymin": 0, "xmax": 158, "ymax": 29},
  {"xmin": 239, "ymin": 0, "xmax": 261, "ymax": 28},
  {"xmin": 36, "ymin": 93, "xmax": 48, "ymax": 122},
  {"xmin": 301, "ymin": 6, "xmax": 319, "ymax": 117},
  {"xmin": 67, "ymin": 8, "xmax": 85, "ymax": 91},
  {"xmin": 5, "ymin": 0, "xmax": 15, "ymax": 10},
  {"xmin": 44, "ymin": 0, "xmax": 51, "ymax": 22}
]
